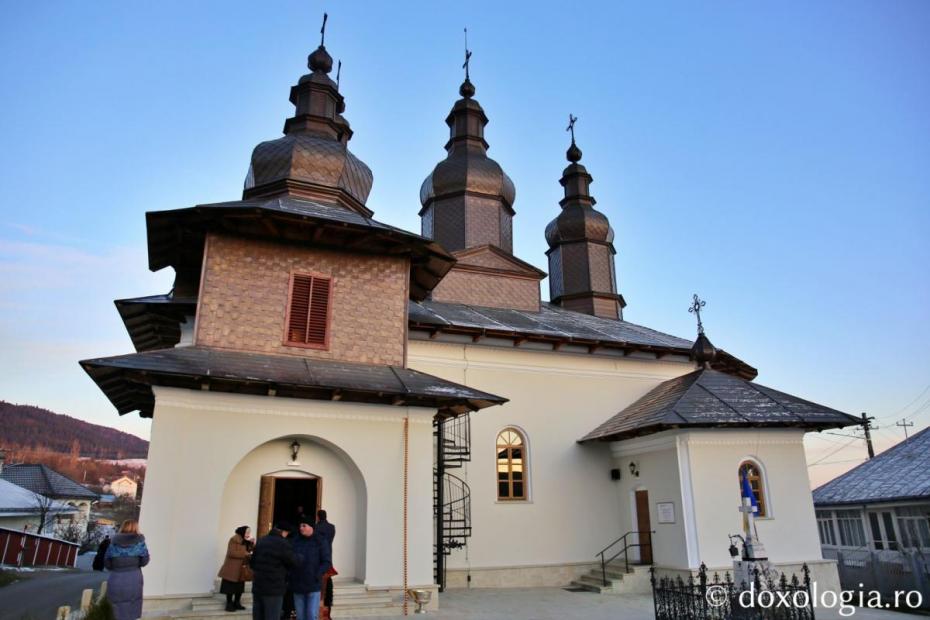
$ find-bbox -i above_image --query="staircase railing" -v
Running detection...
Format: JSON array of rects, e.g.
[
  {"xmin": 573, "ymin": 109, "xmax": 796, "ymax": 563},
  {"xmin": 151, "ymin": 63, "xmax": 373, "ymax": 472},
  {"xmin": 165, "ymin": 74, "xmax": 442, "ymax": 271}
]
[
  {"xmin": 596, "ymin": 530, "xmax": 655, "ymax": 586},
  {"xmin": 433, "ymin": 413, "xmax": 472, "ymax": 591}
]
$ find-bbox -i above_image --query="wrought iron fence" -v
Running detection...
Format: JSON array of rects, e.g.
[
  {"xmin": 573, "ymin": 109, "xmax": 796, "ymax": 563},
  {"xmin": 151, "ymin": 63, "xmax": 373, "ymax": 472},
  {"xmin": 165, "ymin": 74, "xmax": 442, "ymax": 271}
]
[{"xmin": 651, "ymin": 563, "xmax": 815, "ymax": 620}]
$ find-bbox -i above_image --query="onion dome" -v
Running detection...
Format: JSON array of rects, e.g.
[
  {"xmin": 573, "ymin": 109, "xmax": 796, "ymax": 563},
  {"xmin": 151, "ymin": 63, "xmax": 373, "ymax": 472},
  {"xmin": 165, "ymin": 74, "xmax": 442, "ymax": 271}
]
[
  {"xmin": 691, "ymin": 332, "xmax": 719, "ymax": 368},
  {"xmin": 419, "ymin": 76, "xmax": 516, "ymax": 253},
  {"xmin": 545, "ymin": 123, "xmax": 625, "ymax": 319},
  {"xmin": 243, "ymin": 38, "xmax": 373, "ymax": 213}
]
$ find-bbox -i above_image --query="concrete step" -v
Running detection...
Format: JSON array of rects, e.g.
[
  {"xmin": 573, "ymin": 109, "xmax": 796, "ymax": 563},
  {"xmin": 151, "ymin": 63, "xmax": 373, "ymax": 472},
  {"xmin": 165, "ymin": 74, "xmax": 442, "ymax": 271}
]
[{"xmin": 569, "ymin": 579, "xmax": 612, "ymax": 594}]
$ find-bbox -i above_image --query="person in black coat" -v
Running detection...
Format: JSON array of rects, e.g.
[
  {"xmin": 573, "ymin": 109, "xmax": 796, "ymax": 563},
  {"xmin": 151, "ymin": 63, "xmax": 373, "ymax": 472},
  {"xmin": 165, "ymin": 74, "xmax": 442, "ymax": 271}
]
[
  {"xmin": 289, "ymin": 517, "xmax": 332, "ymax": 620},
  {"xmin": 314, "ymin": 510, "xmax": 337, "ymax": 615},
  {"xmin": 250, "ymin": 522, "xmax": 298, "ymax": 620},
  {"xmin": 92, "ymin": 535, "xmax": 110, "ymax": 571}
]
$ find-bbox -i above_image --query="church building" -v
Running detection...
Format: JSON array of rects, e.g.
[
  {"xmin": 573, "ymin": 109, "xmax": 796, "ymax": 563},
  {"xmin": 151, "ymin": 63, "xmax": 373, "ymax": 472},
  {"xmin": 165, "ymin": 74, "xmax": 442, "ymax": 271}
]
[{"xmin": 81, "ymin": 24, "xmax": 858, "ymax": 615}]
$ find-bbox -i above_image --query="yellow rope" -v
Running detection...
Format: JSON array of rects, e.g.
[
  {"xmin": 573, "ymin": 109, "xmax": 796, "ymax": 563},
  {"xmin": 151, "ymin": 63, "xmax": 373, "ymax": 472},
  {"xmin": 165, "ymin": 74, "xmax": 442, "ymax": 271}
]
[{"xmin": 403, "ymin": 415, "xmax": 409, "ymax": 616}]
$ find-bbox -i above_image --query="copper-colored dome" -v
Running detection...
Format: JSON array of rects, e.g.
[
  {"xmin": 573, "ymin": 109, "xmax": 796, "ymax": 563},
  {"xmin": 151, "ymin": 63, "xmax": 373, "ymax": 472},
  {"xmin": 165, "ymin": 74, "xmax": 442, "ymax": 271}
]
[
  {"xmin": 545, "ymin": 205, "xmax": 614, "ymax": 246},
  {"xmin": 246, "ymin": 133, "xmax": 373, "ymax": 206},
  {"xmin": 420, "ymin": 152, "xmax": 515, "ymax": 208}
]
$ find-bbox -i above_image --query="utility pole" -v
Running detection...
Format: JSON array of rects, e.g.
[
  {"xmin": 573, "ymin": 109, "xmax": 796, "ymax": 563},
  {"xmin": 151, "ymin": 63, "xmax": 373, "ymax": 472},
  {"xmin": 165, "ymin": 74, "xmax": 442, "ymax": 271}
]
[
  {"xmin": 860, "ymin": 412, "xmax": 875, "ymax": 459},
  {"xmin": 896, "ymin": 418, "xmax": 915, "ymax": 440}
]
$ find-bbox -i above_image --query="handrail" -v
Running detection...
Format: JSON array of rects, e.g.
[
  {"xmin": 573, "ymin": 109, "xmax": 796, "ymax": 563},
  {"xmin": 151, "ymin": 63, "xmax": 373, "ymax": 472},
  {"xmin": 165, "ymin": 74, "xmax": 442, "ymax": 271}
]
[{"xmin": 596, "ymin": 530, "xmax": 655, "ymax": 586}]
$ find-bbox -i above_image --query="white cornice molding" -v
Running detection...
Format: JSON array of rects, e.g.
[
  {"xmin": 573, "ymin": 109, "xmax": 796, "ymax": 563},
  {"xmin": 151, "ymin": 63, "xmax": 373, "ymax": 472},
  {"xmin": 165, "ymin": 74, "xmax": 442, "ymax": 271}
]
[{"xmin": 152, "ymin": 387, "xmax": 434, "ymax": 424}]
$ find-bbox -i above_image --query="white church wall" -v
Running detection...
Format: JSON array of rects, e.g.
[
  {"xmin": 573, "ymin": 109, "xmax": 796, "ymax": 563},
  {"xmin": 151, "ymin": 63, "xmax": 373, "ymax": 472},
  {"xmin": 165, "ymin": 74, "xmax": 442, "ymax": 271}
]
[
  {"xmin": 408, "ymin": 340, "xmax": 694, "ymax": 585},
  {"xmin": 139, "ymin": 387, "xmax": 435, "ymax": 608},
  {"xmin": 610, "ymin": 434, "xmax": 691, "ymax": 569},
  {"xmin": 683, "ymin": 429, "xmax": 825, "ymax": 568}
]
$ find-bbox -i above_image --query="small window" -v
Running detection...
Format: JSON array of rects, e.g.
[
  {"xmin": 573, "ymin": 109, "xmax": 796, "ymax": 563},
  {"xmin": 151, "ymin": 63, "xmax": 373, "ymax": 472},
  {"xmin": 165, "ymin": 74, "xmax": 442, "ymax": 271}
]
[
  {"xmin": 738, "ymin": 461, "xmax": 767, "ymax": 517},
  {"xmin": 284, "ymin": 273, "xmax": 333, "ymax": 349},
  {"xmin": 497, "ymin": 428, "xmax": 527, "ymax": 501},
  {"xmin": 816, "ymin": 510, "xmax": 837, "ymax": 546},
  {"xmin": 836, "ymin": 509, "xmax": 867, "ymax": 547}
]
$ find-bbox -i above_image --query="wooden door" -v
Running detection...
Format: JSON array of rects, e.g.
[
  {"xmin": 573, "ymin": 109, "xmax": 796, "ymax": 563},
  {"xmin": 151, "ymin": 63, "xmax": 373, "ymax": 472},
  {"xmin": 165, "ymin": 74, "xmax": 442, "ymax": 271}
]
[
  {"xmin": 635, "ymin": 490, "xmax": 653, "ymax": 564},
  {"xmin": 257, "ymin": 475, "xmax": 276, "ymax": 537}
]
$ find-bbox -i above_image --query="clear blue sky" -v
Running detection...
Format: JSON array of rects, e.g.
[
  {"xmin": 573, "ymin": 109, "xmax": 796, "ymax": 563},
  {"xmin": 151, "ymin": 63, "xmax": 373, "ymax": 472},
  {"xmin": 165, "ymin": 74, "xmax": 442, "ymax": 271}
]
[{"xmin": 1, "ymin": 1, "xmax": 928, "ymax": 486}]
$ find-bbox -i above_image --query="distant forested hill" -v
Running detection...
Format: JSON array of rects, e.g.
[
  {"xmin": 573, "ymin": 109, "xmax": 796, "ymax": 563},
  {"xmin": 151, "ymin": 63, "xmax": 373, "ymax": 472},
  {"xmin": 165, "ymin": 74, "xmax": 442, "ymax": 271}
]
[{"xmin": 0, "ymin": 401, "xmax": 148, "ymax": 459}]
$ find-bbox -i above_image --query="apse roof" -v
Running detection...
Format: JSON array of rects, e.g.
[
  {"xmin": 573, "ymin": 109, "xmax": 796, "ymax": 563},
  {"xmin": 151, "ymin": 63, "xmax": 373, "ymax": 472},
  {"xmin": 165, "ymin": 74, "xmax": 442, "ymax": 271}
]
[
  {"xmin": 579, "ymin": 368, "xmax": 858, "ymax": 443},
  {"xmin": 813, "ymin": 425, "xmax": 930, "ymax": 506},
  {"xmin": 80, "ymin": 346, "xmax": 506, "ymax": 418}
]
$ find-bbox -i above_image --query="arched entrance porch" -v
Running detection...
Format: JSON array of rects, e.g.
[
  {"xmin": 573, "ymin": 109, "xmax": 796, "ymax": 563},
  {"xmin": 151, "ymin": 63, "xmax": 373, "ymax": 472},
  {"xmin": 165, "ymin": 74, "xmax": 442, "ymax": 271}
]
[{"xmin": 218, "ymin": 435, "xmax": 367, "ymax": 581}]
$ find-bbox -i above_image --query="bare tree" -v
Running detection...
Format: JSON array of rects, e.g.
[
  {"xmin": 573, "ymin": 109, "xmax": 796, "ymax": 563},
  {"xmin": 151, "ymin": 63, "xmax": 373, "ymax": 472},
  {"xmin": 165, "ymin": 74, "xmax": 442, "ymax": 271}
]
[{"xmin": 31, "ymin": 491, "xmax": 60, "ymax": 535}]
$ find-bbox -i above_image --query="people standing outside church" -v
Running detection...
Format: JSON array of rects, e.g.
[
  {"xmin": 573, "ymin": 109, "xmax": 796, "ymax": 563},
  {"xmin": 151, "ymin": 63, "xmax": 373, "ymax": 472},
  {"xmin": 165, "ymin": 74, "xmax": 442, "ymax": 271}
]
[
  {"xmin": 104, "ymin": 520, "xmax": 150, "ymax": 620},
  {"xmin": 314, "ymin": 510, "xmax": 337, "ymax": 619},
  {"xmin": 289, "ymin": 517, "xmax": 332, "ymax": 620},
  {"xmin": 251, "ymin": 522, "xmax": 298, "ymax": 620},
  {"xmin": 218, "ymin": 525, "xmax": 254, "ymax": 611}
]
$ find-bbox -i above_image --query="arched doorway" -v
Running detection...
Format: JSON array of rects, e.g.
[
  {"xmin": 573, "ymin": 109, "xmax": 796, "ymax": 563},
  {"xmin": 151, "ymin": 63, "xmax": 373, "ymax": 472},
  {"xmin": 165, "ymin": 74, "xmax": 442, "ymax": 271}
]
[{"xmin": 218, "ymin": 435, "xmax": 367, "ymax": 581}]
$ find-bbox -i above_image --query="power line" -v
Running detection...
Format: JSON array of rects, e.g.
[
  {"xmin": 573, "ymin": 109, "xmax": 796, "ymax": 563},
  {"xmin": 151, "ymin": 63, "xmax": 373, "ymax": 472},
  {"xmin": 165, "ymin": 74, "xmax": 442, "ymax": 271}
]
[
  {"xmin": 808, "ymin": 437, "xmax": 860, "ymax": 466},
  {"xmin": 808, "ymin": 458, "xmax": 868, "ymax": 467},
  {"xmin": 876, "ymin": 383, "xmax": 930, "ymax": 420}
]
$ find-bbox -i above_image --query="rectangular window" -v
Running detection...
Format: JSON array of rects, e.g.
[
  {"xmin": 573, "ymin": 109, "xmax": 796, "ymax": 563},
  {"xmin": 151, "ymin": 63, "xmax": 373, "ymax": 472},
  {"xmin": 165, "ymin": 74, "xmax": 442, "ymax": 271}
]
[
  {"xmin": 868, "ymin": 512, "xmax": 884, "ymax": 550},
  {"xmin": 835, "ymin": 509, "xmax": 866, "ymax": 547},
  {"xmin": 284, "ymin": 273, "xmax": 332, "ymax": 349},
  {"xmin": 896, "ymin": 506, "xmax": 930, "ymax": 549},
  {"xmin": 881, "ymin": 512, "xmax": 899, "ymax": 550},
  {"xmin": 816, "ymin": 510, "xmax": 837, "ymax": 546}
]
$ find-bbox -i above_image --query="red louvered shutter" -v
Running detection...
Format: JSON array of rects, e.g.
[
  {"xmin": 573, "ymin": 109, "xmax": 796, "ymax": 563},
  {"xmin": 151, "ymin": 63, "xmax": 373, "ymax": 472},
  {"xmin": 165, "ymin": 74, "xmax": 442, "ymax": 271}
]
[
  {"xmin": 285, "ymin": 273, "xmax": 332, "ymax": 348},
  {"xmin": 306, "ymin": 277, "xmax": 331, "ymax": 345}
]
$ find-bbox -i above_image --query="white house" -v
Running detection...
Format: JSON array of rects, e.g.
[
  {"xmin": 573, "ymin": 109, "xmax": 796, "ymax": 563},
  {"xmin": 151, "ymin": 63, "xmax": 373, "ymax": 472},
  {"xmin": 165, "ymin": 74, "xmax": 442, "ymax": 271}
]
[
  {"xmin": 110, "ymin": 476, "xmax": 138, "ymax": 499},
  {"xmin": 0, "ymin": 463, "xmax": 98, "ymax": 538},
  {"xmin": 80, "ymin": 25, "xmax": 857, "ymax": 616}
]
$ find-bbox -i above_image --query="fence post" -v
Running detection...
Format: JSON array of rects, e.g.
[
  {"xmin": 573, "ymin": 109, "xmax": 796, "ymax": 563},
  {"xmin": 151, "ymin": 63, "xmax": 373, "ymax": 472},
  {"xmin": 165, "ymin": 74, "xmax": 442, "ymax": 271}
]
[
  {"xmin": 906, "ymin": 550, "xmax": 930, "ymax": 602},
  {"xmin": 869, "ymin": 551, "xmax": 885, "ymax": 596},
  {"xmin": 56, "ymin": 606, "xmax": 70, "ymax": 620},
  {"xmin": 98, "ymin": 580, "xmax": 108, "ymax": 602},
  {"xmin": 80, "ymin": 588, "xmax": 93, "ymax": 613}
]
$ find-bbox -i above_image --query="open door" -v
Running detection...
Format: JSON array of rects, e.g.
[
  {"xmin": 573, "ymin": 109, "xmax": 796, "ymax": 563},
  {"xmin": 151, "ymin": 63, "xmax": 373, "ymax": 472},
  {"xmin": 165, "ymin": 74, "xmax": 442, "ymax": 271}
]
[
  {"xmin": 635, "ymin": 489, "xmax": 653, "ymax": 564},
  {"xmin": 257, "ymin": 475, "xmax": 276, "ymax": 536}
]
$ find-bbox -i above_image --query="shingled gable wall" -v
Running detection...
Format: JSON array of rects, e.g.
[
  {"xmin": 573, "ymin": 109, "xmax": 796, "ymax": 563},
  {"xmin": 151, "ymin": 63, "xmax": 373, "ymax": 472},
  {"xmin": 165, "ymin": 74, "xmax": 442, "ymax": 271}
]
[
  {"xmin": 428, "ymin": 246, "xmax": 542, "ymax": 312},
  {"xmin": 194, "ymin": 232, "xmax": 409, "ymax": 366}
]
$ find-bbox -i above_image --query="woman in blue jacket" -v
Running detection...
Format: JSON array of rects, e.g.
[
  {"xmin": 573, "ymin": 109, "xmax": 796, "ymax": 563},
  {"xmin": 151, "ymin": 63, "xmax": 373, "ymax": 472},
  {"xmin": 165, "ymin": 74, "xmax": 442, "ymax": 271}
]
[{"xmin": 104, "ymin": 520, "xmax": 150, "ymax": 620}]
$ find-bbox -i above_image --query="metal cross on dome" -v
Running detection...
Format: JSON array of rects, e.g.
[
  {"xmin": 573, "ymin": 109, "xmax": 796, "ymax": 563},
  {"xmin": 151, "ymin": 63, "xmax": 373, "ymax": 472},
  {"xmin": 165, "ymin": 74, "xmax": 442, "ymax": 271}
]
[
  {"xmin": 689, "ymin": 294, "xmax": 707, "ymax": 335},
  {"xmin": 463, "ymin": 28, "xmax": 472, "ymax": 79},
  {"xmin": 320, "ymin": 12, "xmax": 328, "ymax": 47},
  {"xmin": 567, "ymin": 114, "xmax": 578, "ymax": 143}
]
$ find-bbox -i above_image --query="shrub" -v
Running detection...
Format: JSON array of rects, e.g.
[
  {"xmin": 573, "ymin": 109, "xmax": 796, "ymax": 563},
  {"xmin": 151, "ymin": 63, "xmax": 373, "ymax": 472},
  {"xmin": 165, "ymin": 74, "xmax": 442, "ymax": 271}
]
[{"xmin": 84, "ymin": 597, "xmax": 115, "ymax": 620}]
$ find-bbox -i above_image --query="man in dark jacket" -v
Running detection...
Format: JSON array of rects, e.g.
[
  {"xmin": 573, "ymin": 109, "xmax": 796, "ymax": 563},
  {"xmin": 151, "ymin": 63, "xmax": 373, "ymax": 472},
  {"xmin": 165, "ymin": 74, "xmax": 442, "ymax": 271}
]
[
  {"xmin": 314, "ymin": 510, "xmax": 337, "ymax": 618},
  {"xmin": 289, "ymin": 518, "xmax": 332, "ymax": 620},
  {"xmin": 313, "ymin": 510, "xmax": 335, "ymax": 544},
  {"xmin": 251, "ymin": 522, "xmax": 298, "ymax": 620}
]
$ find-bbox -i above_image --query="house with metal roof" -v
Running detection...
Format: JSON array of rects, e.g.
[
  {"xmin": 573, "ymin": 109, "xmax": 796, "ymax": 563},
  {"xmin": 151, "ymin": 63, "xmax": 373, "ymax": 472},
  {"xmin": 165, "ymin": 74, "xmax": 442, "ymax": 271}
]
[
  {"xmin": 0, "ymin": 478, "xmax": 79, "ymax": 534},
  {"xmin": 80, "ymin": 17, "xmax": 858, "ymax": 615},
  {"xmin": 813, "ymin": 426, "xmax": 930, "ymax": 554},
  {"xmin": 0, "ymin": 463, "xmax": 98, "ymax": 538}
]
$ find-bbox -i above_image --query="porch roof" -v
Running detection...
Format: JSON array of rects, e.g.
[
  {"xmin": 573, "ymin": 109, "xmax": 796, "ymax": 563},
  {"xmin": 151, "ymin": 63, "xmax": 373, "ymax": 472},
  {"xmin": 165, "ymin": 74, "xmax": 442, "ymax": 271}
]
[
  {"xmin": 80, "ymin": 345, "xmax": 506, "ymax": 418},
  {"xmin": 813, "ymin": 425, "xmax": 930, "ymax": 506},
  {"xmin": 579, "ymin": 368, "xmax": 858, "ymax": 443}
]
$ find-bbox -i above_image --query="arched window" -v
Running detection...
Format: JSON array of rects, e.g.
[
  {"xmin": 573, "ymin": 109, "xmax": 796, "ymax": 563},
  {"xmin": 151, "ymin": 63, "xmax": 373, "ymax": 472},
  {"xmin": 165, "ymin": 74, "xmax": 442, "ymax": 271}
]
[
  {"xmin": 738, "ymin": 461, "xmax": 767, "ymax": 517},
  {"xmin": 497, "ymin": 428, "xmax": 527, "ymax": 501}
]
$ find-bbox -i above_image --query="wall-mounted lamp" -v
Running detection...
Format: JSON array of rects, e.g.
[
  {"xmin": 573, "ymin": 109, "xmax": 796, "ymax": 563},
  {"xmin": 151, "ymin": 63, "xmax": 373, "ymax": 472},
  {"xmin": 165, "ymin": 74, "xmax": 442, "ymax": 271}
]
[
  {"xmin": 629, "ymin": 461, "xmax": 640, "ymax": 477},
  {"xmin": 289, "ymin": 440, "xmax": 301, "ymax": 465}
]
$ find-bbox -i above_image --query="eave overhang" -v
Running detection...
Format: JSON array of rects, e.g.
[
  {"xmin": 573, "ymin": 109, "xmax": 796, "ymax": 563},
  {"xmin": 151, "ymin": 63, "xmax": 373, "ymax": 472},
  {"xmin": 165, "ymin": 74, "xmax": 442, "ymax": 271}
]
[
  {"xmin": 80, "ymin": 346, "xmax": 507, "ymax": 419},
  {"xmin": 146, "ymin": 197, "xmax": 456, "ymax": 301},
  {"xmin": 115, "ymin": 294, "xmax": 197, "ymax": 352}
]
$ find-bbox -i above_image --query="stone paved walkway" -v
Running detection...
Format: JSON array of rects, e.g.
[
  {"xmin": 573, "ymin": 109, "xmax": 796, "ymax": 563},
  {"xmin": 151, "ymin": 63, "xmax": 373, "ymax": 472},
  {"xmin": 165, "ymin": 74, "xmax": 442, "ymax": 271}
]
[{"xmin": 345, "ymin": 587, "xmax": 928, "ymax": 619}]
